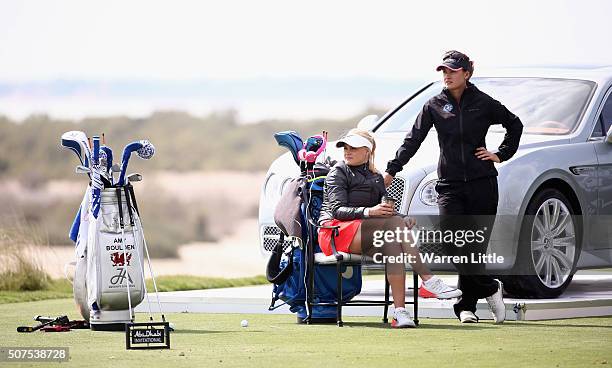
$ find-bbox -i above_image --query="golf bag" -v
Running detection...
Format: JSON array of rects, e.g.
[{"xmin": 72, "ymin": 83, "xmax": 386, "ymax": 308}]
[
  {"xmin": 267, "ymin": 132, "xmax": 362, "ymax": 323},
  {"xmin": 63, "ymin": 133, "xmax": 165, "ymax": 333},
  {"xmin": 73, "ymin": 185, "xmax": 146, "ymax": 330}
]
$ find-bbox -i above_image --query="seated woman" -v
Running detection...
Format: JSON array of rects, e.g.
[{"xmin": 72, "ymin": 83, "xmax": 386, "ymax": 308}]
[{"xmin": 318, "ymin": 128, "xmax": 461, "ymax": 328}]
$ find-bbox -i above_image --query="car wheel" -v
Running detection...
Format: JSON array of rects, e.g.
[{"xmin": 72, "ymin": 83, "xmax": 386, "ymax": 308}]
[{"xmin": 501, "ymin": 188, "xmax": 581, "ymax": 298}]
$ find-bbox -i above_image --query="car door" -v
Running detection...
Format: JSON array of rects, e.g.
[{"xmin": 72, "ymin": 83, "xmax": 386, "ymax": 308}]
[{"xmin": 592, "ymin": 87, "xmax": 612, "ymax": 249}]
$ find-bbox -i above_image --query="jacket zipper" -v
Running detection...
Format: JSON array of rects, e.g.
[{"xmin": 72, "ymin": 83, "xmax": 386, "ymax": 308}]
[{"xmin": 458, "ymin": 96, "xmax": 467, "ymax": 182}]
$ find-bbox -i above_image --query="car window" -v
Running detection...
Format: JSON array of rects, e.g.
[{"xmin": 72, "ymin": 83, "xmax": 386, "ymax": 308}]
[
  {"xmin": 374, "ymin": 83, "xmax": 441, "ymax": 133},
  {"xmin": 591, "ymin": 89, "xmax": 612, "ymax": 138},
  {"xmin": 592, "ymin": 115, "xmax": 604, "ymax": 137},
  {"xmin": 376, "ymin": 78, "xmax": 596, "ymax": 135},
  {"xmin": 601, "ymin": 91, "xmax": 612, "ymax": 135}
]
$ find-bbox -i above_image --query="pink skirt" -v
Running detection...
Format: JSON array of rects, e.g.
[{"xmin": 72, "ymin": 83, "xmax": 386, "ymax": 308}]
[{"xmin": 317, "ymin": 219, "xmax": 362, "ymax": 256}]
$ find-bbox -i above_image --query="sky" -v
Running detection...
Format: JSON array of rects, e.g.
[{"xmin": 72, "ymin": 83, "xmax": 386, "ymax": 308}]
[{"xmin": 0, "ymin": 0, "xmax": 611, "ymax": 120}]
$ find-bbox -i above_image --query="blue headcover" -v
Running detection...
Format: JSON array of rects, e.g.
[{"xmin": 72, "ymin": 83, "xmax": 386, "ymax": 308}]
[
  {"xmin": 69, "ymin": 207, "xmax": 81, "ymax": 243},
  {"xmin": 61, "ymin": 138, "xmax": 86, "ymax": 166},
  {"xmin": 101, "ymin": 146, "xmax": 113, "ymax": 173},
  {"xmin": 274, "ymin": 131, "xmax": 303, "ymax": 166}
]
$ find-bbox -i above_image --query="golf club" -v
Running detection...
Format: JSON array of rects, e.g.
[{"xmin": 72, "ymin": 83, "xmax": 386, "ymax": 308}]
[
  {"xmin": 17, "ymin": 315, "xmax": 69, "ymax": 333},
  {"xmin": 126, "ymin": 173, "xmax": 142, "ymax": 183},
  {"xmin": 274, "ymin": 131, "xmax": 303, "ymax": 165},
  {"xmin": 101, "ymin": 145, "xmax": 114, "ymax": 183},
  {"xmin": 75, "ymin": 165, "xmax": 91, "ymax": 174},
  {"xmin": 121, "ymin": 184, "xmax": 155, "ymax": 322},
  {"xmin": 117, "ymin": 140, "xmax": 155, "ymax": 187},
  {"xmin": 115, "ymin": 187, "xmax": 134, "ymax": 322},
  {"xmin": 61, "ymin": 131, "xmax": 92, "ymax": 174},
  {"xmin": 98, "ymin": 149, "xmax": 112, "ymax": 185},
  {"xmin": 91, "ymin": 136, "xmax": 102, "ymax": 219}
]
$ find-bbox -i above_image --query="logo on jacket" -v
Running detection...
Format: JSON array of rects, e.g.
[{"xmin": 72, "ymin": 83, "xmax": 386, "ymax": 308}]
[{"xmin": 443, "ymin": 103, "xmax": 453, "ymax": 113}]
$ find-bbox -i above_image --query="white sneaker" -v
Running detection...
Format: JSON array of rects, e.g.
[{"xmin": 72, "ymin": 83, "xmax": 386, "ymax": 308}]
[
  {"xmin": 391, "ymin": 307, "xmax": 416, "ymax": 328},
  {"xmin": 459, "ymin": 311, "xmax": 479, "ymax": 323},
  {"xmin": 420, "ymin": 276, "xmax": 463, "ymax": 299},
  {"xmin": 485, "ymin": 279, "xmax": 505, "ymax": 324}
]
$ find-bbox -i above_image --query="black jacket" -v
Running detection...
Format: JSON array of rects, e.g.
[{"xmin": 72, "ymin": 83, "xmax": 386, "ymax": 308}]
[
  {"xmin": 318, "ymin": 161, "xmax": 386, "ymax": 224},
  {"xmin": 386, "ymin": 82, "xmax": 523, "ymax": 182}
]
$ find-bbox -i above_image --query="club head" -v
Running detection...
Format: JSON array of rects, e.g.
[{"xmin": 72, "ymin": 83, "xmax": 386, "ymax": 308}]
[
  {"xmin": 118, "ymin": 140, "xmax": 154, "ymax": 186},
  {"xmin": 99, "ymin": 149, "xmax": 108, "ymax": 168},
  {"xmin": 75, "ymin": 165, "xmax": 91, "ymax": 174},
  {"xmin": 111, "ymin": 164, "xmax": 121, "ymax": 172},
  {"xmin": 61, "ymin": 139, "xmax": 83, "ymax": 165},
  {"xmin": 274, "ymin": 131, "xmax": 303, "ymax": 166},
  {"xmin": 101, "ymin": 146, "xmax": 113, "ymax": 170},
  {"xmin": 61, "ymin": 130, "xmax": 91, "ymax": 168},
  {"xmin": 127, "ymin": 173, "xmax": 142, "ymax": 182},
  {"xmin": 61, "ymin": 131, "xmax": 88, "ymax": 144},
  {"xmin": 136, "ymin": 140, "xmax": 155, "ymax": 159}
]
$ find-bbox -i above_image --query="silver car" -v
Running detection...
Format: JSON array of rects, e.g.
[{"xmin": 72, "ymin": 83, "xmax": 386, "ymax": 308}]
[{"xmin": 259, "ymin": 67, "xmax": 612, "ymax": 298}]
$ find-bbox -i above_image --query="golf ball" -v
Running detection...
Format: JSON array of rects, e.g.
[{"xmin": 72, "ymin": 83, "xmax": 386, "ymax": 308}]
[{"xmin": 241, "ymin": 319, "xmax": 248, "ymax": 328}]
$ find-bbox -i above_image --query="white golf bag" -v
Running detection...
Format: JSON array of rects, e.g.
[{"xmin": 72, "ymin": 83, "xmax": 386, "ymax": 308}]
[{"xmin": 73, "ymin": 185, "xmax": 146, "ymax": 331}]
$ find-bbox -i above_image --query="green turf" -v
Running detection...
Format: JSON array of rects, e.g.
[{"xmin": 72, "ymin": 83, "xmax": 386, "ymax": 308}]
[{"xmin": 1, "ymin": 299, "xmax": 611, "ymax": 367}]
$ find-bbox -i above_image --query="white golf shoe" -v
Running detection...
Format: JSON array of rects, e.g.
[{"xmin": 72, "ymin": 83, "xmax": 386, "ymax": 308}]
[
  {"xmin": 391, "ymin": 307, "xmax": 416, "ymax": 328},
  {"xmin": 485, "ymin": 279, "xmax": 505, "ymax": 324},
  {"xmin": 419, "ymin": 276, "xmax": 463, "ymax": 299},
  {"xmin": 459, "ymin": 310, "xmax": 479, "ymax": 323}
]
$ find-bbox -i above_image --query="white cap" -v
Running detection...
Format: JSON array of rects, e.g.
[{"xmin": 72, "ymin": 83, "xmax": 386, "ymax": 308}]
[{"xmin": 335, "ymin": 134, "xmax": 373, "ymax": 150}]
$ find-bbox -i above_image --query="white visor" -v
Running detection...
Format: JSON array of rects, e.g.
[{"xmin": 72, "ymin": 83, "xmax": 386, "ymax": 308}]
[{"xmin": 335, "ymin": 134, "xmax": 373, "ymax": 150}]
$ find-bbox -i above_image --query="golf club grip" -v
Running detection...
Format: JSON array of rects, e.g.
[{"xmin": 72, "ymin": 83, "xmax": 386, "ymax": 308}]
[
  {"xmin": 35, "ymin": 315, "xmax": 54, "ymax": 323},
  {"xmin": 128, "ymin": 185, "xmax": 140, "ymax": 216},
  {"xmin": 93, "ymin": 136, "xmax": 100, "ymax": 164},
  {"xmin": 116, "ymin": 188, "xmax": 124, "ymax": 228},
  {"xmin": 17, "ymin": 326, "xmax": 34, "ymax": 332},
  {"xmin": 124, "ymin": 186, "xmax": 134, "ymax": 226}
]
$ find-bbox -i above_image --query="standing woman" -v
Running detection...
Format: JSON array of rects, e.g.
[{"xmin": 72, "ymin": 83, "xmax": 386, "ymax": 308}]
[{"xmin": 383, "ymin": 51, "xmax": 523, "ymax": 323}]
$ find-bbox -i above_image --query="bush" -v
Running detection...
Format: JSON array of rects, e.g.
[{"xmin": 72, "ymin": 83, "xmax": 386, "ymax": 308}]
[{"xmin": 0, "ymin": 224, "xmax": 52, "ymax": 291}]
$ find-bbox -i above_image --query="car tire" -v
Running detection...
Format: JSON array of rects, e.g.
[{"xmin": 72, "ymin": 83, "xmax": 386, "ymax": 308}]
[{"xmin": 500, "ymin": 188, "xmax": 581, "ymax": 298}]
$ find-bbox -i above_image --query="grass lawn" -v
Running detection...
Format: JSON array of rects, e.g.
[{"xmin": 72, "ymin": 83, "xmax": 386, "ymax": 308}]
[{"xmin": 1, "ymin": 298, "xmax": 611, "ymax": 367}]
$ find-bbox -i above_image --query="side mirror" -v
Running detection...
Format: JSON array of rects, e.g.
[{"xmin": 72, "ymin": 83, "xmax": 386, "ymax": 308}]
[
  {"xmin": 356, "ymin": 114, "xmax": 379, "ymax": 131},
  {"xmin": 607, "ymin": 125, "xmax": 612, "ymax": 144}
]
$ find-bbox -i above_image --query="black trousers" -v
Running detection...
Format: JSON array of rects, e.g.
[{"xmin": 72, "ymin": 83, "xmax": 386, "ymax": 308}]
[{"xmin": 435, "ymin": 176, "xmax": 499, "ymax": 318}]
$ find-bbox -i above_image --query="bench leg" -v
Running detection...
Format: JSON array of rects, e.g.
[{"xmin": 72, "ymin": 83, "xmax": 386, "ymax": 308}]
[
  {"xmin": 383, "ymin": 265, "xmax": 389, "ymax": 324},
  {"xmin": 413, "ymin": 270, "xmax": 419, "ymax": 326},
  {"xmin": 306, "ymin": 261, "xmax": 315, "ymax": 325},
  {"xmin": 337, "ymin": 263, "xmax": 343, "ymax": 327}
]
